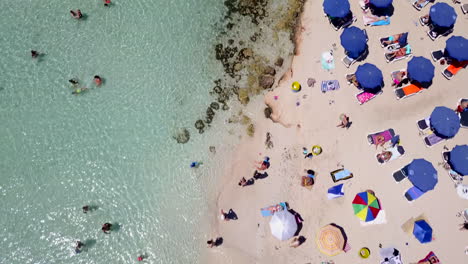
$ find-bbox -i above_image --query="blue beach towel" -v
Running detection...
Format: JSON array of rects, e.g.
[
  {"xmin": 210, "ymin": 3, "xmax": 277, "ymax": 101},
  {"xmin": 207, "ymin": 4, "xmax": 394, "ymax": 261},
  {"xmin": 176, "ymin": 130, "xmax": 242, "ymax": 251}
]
[
  {"xmin": 321, "ymin": 80, "xmax": 340, "ymax": 93},
  {"xmin": 327, "ymin": 184, "xmax": 345, "ymax": 199},
  {"xmin": 260, "ymin": 202, "xmax": 287, "ymax": 217}
]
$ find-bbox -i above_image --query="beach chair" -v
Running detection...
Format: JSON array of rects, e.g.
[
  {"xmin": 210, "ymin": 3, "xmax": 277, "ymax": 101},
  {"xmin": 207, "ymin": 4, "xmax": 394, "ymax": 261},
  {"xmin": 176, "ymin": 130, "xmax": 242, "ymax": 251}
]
[
  {"xmin": 330, "ymin": 168, "xmax": 353, "ymax": 182},
  {"xmin": 427, "ymin": 27, "xmax": 454, "ymax": 41},
  {"xmin": 377, "ymin": 145, "xmax": 405, "ymax": 164},
  {"xmin": 462, "ymin": 4, "xmax": 468, "ymax": 14},
  {"xmin": 260, "ymin": 202, "xmax": 287, "ymax": 217},
  {"xmin": 321, "ymin": 80, "xmax": 340, "ymax": 93},
  {"xmin": 363, "ymin": 15, "xmax": 390, "ymax": 26},
  {"xmin": 424, "ymin": 133, "xmax": 444, "ymax": 147},
  {"xmin": 417, "ymin": 117, "xmax": 430, "ymax": 131},
  {"xmin": 441, "ymin": 62, "xmax": 468, "ymax": 80},
  {"xmin": 380, "ymin": 33, "xmax": 408, "ymax": 51},
  {"xmin": 385, "ymin": 46, "xmax": 412, "ymax": 63},
  {"xmin": 394, "ymin": 83, "xmax": 423, "ymax": 100},
  {"xmin": 405, "ymin": 186, "xmax": 425, "ymax": 201},
  {"xmin": 367, "ymin": 129, "xmax": 395, "ymax": 145},
  {"xmin": 342, "ymin": 56, "xmax": 356, "ymax": 68},
  {"xmin": 430, "ymin": 49, "xmax": 444, "ymax": 62},
  {"xmin": 393, "ymin": 167, "xmax": 407, "ymax": 182},
  {"xmin": 356, "ymin": 91, "xmax": 380, "ymax": 105},
  {"xmin": 461, "ymin": 111, "xmax": 468, "ymax": 128},
  {"xmin": 412, "ymin": 0, "xmax": 431, "ymax": 11}
]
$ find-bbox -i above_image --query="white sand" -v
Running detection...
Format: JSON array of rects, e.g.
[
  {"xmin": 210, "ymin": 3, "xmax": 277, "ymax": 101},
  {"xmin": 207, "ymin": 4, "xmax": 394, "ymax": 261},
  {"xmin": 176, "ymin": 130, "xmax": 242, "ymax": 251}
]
[{"xmin": 203, "ymin": 0, "xmax": 468, "ymax": 263}]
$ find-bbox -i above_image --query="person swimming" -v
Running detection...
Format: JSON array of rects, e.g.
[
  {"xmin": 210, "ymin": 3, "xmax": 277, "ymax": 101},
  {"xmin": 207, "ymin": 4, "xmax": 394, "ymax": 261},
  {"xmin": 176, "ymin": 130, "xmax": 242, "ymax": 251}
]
[
  {"xmin": 70, "ymin": 10, "xmax": 83, "ymax": 19},
  {"xmin": 102, "ymin": 223, "xmax": 112, "ymax": 234},
  {"xmin": 93, "ymin": 75, "xmax": 102, "ymax": 86},
  {"xmin": 31, "ymin": 50, "xmax": 39, "ymax": 58},
  {"xmin": 75, "ymin": 241, "xmax": 84, "ymax": 253},
  {"xmin": 103, "ymin": 0, "xmax": 111, "ymax": 6}
]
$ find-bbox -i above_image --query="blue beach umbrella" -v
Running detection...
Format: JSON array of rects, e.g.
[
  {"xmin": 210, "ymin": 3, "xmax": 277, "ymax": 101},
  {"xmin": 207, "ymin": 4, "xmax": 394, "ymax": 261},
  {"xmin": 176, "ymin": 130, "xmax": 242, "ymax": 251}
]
[
  {"xmin": 340, "ymin": 27, "xmax": 367, "ymax": 59},
  {"xmin": 355, "ymin": 63, "xmax": 383, "ymax": 90},
  {"xmin": 430, "ymin": 106, "xmax": 460, "ymax": 138},
  {"xmin": 430, "ymin": 3, "xmax": 457, "ymax": 28},
  {"xmin": 323, "ymin": 0, "xmax": 351, "ymax": 18},
  {"xmin": 369, "ymin": 0, "xmax": 393, "ymax": 8},
  {"xmin": 407, "ymin": 56, "xmax": 435, "ymax": 86},
  {"xmin": 449, "ymin": 145, "xmax": 468, "ymax": 176},
  {"xmin": 413, "ymin": 220, "xmax": 432, "ymax": 244},
  {"xmin": 406, "ymin": 159, "xmax": 438, "ymax": 192},
  {"xmin": 445, "ymin": 36, "xmax": 468, "ymax": 62}
]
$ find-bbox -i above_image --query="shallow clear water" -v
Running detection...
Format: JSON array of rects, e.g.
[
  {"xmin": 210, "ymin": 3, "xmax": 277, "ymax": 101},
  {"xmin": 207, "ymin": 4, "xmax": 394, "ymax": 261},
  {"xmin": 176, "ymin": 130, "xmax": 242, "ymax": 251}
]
[{"xmin": 0, "ymin": 0, "xmax": 226, "ymax": 263}]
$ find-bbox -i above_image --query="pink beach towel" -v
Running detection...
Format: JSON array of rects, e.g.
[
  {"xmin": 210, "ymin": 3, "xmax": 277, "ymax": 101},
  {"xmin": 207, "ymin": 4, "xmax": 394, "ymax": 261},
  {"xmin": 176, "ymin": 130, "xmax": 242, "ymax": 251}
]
[
  {"xmin": 418, "ymin": 251, "xmax": 440, "ymax": 263},
  {"xmin": 356, "ymin": 91, "xmax": 376, "ymax": 104},
  {"xmin": 370, "ymin": 130, "xmax": 393, "ymax": 144}
]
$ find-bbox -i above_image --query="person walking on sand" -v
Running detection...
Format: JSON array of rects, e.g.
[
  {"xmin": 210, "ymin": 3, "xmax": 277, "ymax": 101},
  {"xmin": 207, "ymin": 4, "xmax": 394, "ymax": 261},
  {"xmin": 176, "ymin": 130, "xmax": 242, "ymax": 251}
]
[
  {"xmin": 256, "ymin": 157, "xmax": 270, "ymax": 170},
  {"xmin": 102, "ymin": 223, "xmax": 112, "ymax": 234},
  {"xmin": 337, "ymin": 114, "xmax": 350, "ymax": 128}
]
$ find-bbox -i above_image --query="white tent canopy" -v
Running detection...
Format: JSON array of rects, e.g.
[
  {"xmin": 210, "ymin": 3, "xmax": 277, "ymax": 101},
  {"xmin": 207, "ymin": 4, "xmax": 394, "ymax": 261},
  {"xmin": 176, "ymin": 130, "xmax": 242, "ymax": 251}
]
[{"xmin": 269, "ymin": 210, "xmax": 298, "ymax": 241}]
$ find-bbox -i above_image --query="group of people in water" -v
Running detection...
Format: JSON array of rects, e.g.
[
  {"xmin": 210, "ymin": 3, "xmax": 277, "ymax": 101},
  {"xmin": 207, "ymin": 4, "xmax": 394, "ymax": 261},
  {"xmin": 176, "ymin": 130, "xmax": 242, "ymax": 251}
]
[{"xmin": 68, "ymin": 76, "xmax": 102, "ymax": 95}]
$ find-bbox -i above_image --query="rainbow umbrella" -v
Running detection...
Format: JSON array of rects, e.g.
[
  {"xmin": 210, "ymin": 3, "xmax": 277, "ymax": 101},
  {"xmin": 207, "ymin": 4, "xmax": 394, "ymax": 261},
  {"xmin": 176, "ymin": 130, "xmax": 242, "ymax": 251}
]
[
  {"xmin": 352, "ymin": 191, "xmax": 381, "ymax": 222},
  {"xmin": 316, "ymin": 224, "xmax": 347, "ymax": 256}
]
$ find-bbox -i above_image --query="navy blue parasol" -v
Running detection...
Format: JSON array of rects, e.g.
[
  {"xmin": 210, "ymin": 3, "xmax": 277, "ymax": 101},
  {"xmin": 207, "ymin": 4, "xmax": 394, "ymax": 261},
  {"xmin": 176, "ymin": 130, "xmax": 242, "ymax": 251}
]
[
  {"xmin": 355, "ymin": 63, "xmax": 383, "ymax": 90},
  {"xmin": 449, "ymin": 145, "xmax": 468, "ymax": 176},
  {"xmin": 445, "ymin": 36, "xmax": 468, "ymax": 62},
  {"xmin": 340, "ymin": 27, "xmax": 367, "ymax": 59},
  {"xmin": 430, "ymin": 106, "xmax": 460, "ymax": 138},
  {"xmin": 369, "ymin": 0, "xmax": 393, "ymax": 8},
  {"xmin": 323, "ymin": 0, "xmax": 351, "ymax": 18},
  {"xmin": 407, "ymin": 56, "xmax": 435, "ymax": 86},
  {"xmin": 430, "ymin": 3, "xmax": 457, "ymax": 28},
  {"xmin": 407, "ymin": 159, "xmax": 438, "ymax": 193}
]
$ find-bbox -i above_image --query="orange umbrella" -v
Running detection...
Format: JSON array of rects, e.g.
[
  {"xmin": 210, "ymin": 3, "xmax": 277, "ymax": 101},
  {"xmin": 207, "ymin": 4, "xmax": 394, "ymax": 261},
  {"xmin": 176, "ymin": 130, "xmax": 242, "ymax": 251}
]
[{"xmin": 316, "ymin": 224, "xmax": 347, "ymax": 256}]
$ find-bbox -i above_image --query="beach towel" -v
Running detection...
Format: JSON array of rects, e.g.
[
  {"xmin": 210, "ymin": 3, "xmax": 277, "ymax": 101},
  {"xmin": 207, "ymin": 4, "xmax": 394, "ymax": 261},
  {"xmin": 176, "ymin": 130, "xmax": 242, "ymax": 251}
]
[
  {"xmin": 368, "ymin": 129, "xmax": 395, "ymax": 145},
  {"xmin": 424, "ymin": 133, "xmax": 444, "ymax": 147},
  {"xmin": 261, "ymin": 202, "xmax": 287, "ymax": 217},
  {"xmin": 456, "ymin": 184, "xmax": 468, "ymax": 200},
  {"xmin": 363, "ymin": 15, "xmax": 390, "ymax": 26},
  {"xmin": 377, "ymin": 146, "xmax": 404, "ymax": 164},
  {"xmin": 356, "ymin": 91, "xmax": 377, "ymax": 104},
  {"xmin": 321, "ymin": 52, "xmax": 335, "ymax": 70},
  {"xmin": 417, "ymin": 251, "xmax": 440, "ymax": 263},
  {"xmin": 321, "ymin": 80, "xmax": 340, "ymax": 93},
  {"xmin": 327, "ymin": 184, "xmax": 345, "ymax": 199},
  {"xmin": 330, "ymin": 169, "xmax": 353, "ymax": 182},
  {"xmin": 405, "ymin": 186, "xmax": 425, "ymax": 201}
]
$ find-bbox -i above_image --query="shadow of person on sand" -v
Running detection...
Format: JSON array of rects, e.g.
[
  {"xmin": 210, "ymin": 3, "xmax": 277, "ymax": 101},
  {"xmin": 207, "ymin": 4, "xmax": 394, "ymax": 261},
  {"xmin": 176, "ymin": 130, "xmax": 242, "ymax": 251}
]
[
  {"xmin": 288, "ymin": 209, "xmax": 304, "ymax": 236},
  {"xmin": 253, "ymin": 170, "xmax": 269, "ymax": 180}
]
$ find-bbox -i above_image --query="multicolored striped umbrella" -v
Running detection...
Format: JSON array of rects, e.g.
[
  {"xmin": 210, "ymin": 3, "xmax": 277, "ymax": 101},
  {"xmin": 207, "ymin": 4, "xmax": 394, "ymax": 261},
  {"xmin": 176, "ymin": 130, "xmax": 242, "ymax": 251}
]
[
  {"xmin": 352, "ymin": 191, "xmax": 381, "ymax": 222},
  {"xmin": 316, "ymin": 224, "xmax": 347, "ymax": 256}
]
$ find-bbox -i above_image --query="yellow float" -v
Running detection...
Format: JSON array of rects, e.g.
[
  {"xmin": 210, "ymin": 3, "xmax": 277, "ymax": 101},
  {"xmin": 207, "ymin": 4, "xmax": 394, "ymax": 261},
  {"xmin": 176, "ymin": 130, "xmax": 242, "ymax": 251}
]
[
  {"xmin": 312, "ymin": 145, "xmax": 322, "ymax": 155},
  {"xmin": 359, "ymin": 247, "xmax": 370, "ymax": 259},
  {"xmin": 291, "ymin": 81, "xmax": 301, "ymax": 92}
]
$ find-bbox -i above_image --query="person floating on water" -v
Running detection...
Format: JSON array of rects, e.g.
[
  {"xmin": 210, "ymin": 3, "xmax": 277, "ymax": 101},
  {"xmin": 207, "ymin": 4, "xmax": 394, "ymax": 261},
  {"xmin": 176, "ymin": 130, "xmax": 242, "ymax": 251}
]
[
  {"xmin": 137, "ymin": 255, "xmax": 146, "ymax": 261},
  {"xmin": 31, "ymin": 50, "xmax": 39, "ymax": 58},
  {"xmin": 190, "ymin": 161, "xmax": 202, "ymax": 168},
  {"xmin": 82, "ymin": 205, "xmax": 89, "ymax": 213},
  {"xmin": 93, "ymin": 75, "xmax": 102, "ymax": 86},
  {"xmin": 70, "ymin": 9, "xmax": 83, "ymax": 19},
  {"xmin": 102, "ymin": 223, "xmax": 112, "ymax": 234},
  {"xmin": 103, "ymin": 0, "xmax": 111, "ymax": 7},
  {"xmin": 75, "ymin": 241, "xmax": 84, "ymax": 253}
]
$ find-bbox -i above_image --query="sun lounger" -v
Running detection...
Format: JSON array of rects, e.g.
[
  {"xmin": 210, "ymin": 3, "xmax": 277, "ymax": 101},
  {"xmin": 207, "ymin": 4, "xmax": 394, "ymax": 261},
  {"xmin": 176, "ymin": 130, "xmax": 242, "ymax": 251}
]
[
  {"xmin": 260, "ymin": 202, "xmax": 287, "ymax": 217},
  {"xmin": 394, "ymin": 83, "xmax": 423, "ymax": 100},
  {"xmin": 417, "ymin": 117, "xmax": 430, "ymax": 131},
  {"xmin": 342, "ymin": 55, "xmax": 356, "ymax": 68},
  {"xmin": 405, "ymin": 186, "xmax": 425, "ymax": 201},
  {"xmin": 356, "ymin": 91, "xmax": 380, "ymax": 105},
  {"xmin": 461, "ymin": 111, "xmax": 468, "ymax": 128},
  {"xmin": 377, "ymin": 145, "xmax": 405, "ymax": 164},
  {"xmin": 424, "ymin": 133, "xmax": 444, "ymax": 147},
  {"xmin": 462, "ymin": 4, "xmax": 468, "ymax": 14},
  {"xmin": 393, "ymin": 166, "xmax": 407, "ymax": 182},
  {"xmin": 427, "ymin": 27, "xmax": 454, "ymax": 41},
  {"xmin": 431, "ymin": 50, "xmax": 444, "ymax": 62},
  {"xmin": 363, "ymin": 15, "xmax": 390, "ymax": 26},
  {"xmin": 328, "ymin": 14, "xmax": 355, "ymax": 31},
  {"xmin": 412, "ymin": 0, "xmax": 431, "ymax": 11},
  {"xmin": 441, "ymin": 62, "xmax": 468, "ymax": 80},
  {"xmin": 321, "ymin": 80, "xmax": 340, "ymax": 93},
  {"xmin": 330, "ymin": 168, "xmax": 353, "ymax": 182},
  {"xmin": 385, "ymin": 46, "xmax": 412, "ymax": 63},
  {"xmin": 367, "ymin": 129, "xmax": 395, "ymax": 145}
]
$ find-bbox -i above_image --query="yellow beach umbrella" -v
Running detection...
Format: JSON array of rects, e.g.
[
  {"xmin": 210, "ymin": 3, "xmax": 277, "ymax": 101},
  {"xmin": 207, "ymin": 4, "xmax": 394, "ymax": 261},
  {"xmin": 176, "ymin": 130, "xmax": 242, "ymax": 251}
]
[{"xmin": 316, "ymin": 224, "xmax": 347, "ymax": 256}]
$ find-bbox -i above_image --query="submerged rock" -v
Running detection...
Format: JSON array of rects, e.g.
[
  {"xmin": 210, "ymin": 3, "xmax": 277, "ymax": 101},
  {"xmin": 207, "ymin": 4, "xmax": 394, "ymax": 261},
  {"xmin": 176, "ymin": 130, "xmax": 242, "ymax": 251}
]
[
  {"xmin": 263, "ymin": 66, "xmax": 276, "ymax": 76},
  {"xmin": 237, "ymin": 88, "xmax": 250, "ymax": 105},
  {"xmin": 264, "ymin": 105, "xmax": 272, "ymax": 119},
  {"xmin": 209, "ymin": 146, "xmax": 216, "ymax": 154},
  {"xmin": 210, "ymin": 102, "xmax": 220, "ymax": 110},
  {"xmin": 195, "ymin": 120, "xmax": 205, "ymax": 130},
  {"xmin": 275, "ymin": 57, "xmax": 284, "ymax": 67},
  {"xmin": 173, "ymin": 128, "xmax": 190, "ymax": 144},
  {"xmin": 259, "ymin": 75, "xmax": 275, "ymax": 89}
]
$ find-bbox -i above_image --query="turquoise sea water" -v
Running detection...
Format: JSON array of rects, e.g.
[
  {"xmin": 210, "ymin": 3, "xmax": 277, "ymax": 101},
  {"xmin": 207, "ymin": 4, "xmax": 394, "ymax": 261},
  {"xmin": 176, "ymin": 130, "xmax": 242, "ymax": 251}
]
[{"xmin": 0, "ymin": 1, "xmax": 227, "ymax": 263}]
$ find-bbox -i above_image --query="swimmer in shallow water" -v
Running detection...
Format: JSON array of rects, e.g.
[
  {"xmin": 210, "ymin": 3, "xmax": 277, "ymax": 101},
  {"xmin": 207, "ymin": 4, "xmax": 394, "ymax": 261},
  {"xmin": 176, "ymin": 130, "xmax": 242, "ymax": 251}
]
[{"xmin": 93, "ymin": 75, "xmax": 102, "ymax": 86}]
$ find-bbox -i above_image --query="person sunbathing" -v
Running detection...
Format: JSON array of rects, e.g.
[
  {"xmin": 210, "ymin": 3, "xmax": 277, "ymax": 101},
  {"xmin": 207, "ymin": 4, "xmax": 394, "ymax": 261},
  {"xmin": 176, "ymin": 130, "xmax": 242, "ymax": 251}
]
[
  {"xmin": 456, "ymin": 99, "xmax": 468, "ymax": 113},
  {"xmin": 301, "ymin": 176, "xmax": 314, "ymax": 187},
  {"xmin": 414, "ymin": 0, "xmax": 432, "ymax": 9},
  {"xmin": 420, "ymin": 14, "xmax": 430, "ymax": 25},
  {"xmin": 337, "ymin": 114, "xmax": 350, "ymax": 128},
  {"xmin": 392, "ymin": 71, "xmax": 407, "ymax": 87},
  {"xmin": 374, "ymin": 135, "xmax": 386, "ymax": 149},
  {"xmin": 256, "ymin": 157, "xmax": 270, "ymax": 170},
  {"xmin": 264, "ymin": 204, "xmax": 284, "ymax": 214},
  {"xmin": 365, "ymin": 14, "xmax": 388, "ymax": 23},
  {"xmin": 377, "ymin": 151, "xmax": 392, "ymax": 163},
  {"xmin": 381, "ymin": 33, "xmax": 405, "ymax": 47},
  {"xmin": 346, "ymin": 74, "xmax": 359, "ymax": 87},
  {"xmin": 386, "ymin": 46, "xmax": 411, "ymax": 61},
  {"xmin": 290, "ymin": 236, "xmax": 306, "ymax": 248}
]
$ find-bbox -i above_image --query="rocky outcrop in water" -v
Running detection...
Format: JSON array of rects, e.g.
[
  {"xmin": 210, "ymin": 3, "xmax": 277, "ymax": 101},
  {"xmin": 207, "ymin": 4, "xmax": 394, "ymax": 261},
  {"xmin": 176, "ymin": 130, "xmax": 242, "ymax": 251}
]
[
  {"xmin": 173, "ymin": 128, "xmax": 190, "ymax": 144},
  {"xmin": 259, "ymin": 75, "xmax": 275, "ymax": 89}
]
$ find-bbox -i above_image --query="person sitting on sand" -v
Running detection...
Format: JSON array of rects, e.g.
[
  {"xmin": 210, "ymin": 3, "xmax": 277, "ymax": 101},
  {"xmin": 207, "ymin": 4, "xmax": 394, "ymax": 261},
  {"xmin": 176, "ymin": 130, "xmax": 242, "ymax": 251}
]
[
  {"xmin": 94, "ymin": 75, "xmax": 102, "ymax": 86},
  {"xmin": 420, "ymin": 14, "xmax": 430, "ymax": 26},
  {"xmin": 386, "ymin": 46, "xmax": 411, "ymax": 61},
  {"xmin": 256, "ymin": 157, "xmax": 270, "ymax": 171},
  {"xmin": 377, "ymin": 151, "xmax": 393, "ymax": 163},
  {"xmin": 392, "ymin": 71, "xmax": 406, "ymax": 87},
  {"xmin": 290, "ymin": 236, "xmax": 306, "ymax": 248},
  {"xmin": 220, "ymin": 209, "xmax": 229, "ymax": 221},
  {"xmin": 337, "ymin": 114, "xmax": 350, "ymax": 129},
  {"xmin": 238, "ymin": 177, "xmax": 247, "ymax": 186},
  {"xmin": 70, "ymin": 10, "xmax": 83, "ymax": 19},
  {"xmin": 346, "ymin": 74, "xmax": 359, "ymax": 87},
  {"xmin": 456, "ymin": 99, "xmax": 468, "ymax": 113}
]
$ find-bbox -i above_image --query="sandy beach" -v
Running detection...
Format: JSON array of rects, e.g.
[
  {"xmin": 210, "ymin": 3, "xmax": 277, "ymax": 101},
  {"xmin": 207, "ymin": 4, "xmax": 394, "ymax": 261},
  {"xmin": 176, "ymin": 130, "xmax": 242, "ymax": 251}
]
[{"xmin": 203, "ymin": 0, "xmax": 468, "ymax": 263}]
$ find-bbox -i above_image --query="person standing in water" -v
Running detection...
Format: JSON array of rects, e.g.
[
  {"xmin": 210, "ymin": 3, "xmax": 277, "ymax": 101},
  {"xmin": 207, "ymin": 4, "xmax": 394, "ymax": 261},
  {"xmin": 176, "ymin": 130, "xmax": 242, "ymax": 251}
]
[
  {"xmin": 93, "ymin": 75, "xmax": 102, "ymax": 86},
  {"xmin": 75, "ymin": 241, "xmax": 84, "ymax": 253},
  {"xmin": 102, "ymin": 223, "xmax": 112, "ymax": 234},
  {"xmin": 31, "ymin": 50, "xmax": 39, "ymax": 58}
]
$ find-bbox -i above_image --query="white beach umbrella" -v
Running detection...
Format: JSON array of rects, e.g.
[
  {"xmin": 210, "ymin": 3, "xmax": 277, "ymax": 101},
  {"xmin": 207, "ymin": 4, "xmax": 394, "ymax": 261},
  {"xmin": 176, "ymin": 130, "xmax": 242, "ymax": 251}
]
[{"xmin": 269, "ymin": 210, "xmax": 298, "ymax": 241}]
